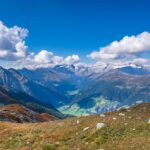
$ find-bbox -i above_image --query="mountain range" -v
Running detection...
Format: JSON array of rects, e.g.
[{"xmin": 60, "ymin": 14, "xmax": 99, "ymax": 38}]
[{"xmin": 0, "ymin": 64, "xmax": 150, "ymax": 117}]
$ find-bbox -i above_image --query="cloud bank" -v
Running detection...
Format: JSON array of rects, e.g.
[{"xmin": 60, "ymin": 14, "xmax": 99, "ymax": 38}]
[
  {"xmin": 0, "ymin": 21, "xmax": 80, "ymax": 69},
  {"xmin": 89, "ymin": 32, "xmax": 150, "ymax": 68},
  {"xmin": 0, "ymin": 21, "xmax": 150, "ymax": 69}
]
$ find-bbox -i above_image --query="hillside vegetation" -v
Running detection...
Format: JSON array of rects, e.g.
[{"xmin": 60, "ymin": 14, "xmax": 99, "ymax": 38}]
[
  {"xmin": 0, "ymin": 104, "xmax": 57, "ymax": 123},
  {"xmin": 0, "ymin": 87, "xmax": 65, "ymax": 119},
  {"xmin": 0, "ymin": 103, "xmax": 149, "ymax": 150}
]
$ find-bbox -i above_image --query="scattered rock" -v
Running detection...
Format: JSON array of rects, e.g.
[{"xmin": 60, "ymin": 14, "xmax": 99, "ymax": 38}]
[
  {"xmin": 96, "ymin": 123, "xmax": 106, "ymax": 129},
  {"xmin": 26, "ymin": 141, "xmax": 30, "ymax": 145},
  {"xmin": 83, "ymin": 127, "xmax": 90, "ymax": 131},
  {"xmin": 113, "ymin": 117, "xmax": 117, "ymax": 120},
  {"xmin": 77, "ymin": 120, "xmax": 80, "ymax": 124},
  {"xmin": 100, "ymin": 114, "xmax": 105, "ymax": 117},
  {"xmin": 132, "ymin": 128, "xmax": 136, "ymax": 131},
  {"xmin": 119, "ymin": 113, "xmax": 125, "ymax": 116},
  {"xmin": 148, "ymin": 118, "xmax": 150, "ymax": 124}
]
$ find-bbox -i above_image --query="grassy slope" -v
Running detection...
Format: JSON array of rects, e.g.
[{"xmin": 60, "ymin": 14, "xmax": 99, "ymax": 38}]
[
  {"xmin": 0, "ymin": 103, "xmax": 149, "ymax": 150},
  {"xmin": 0, "ymin": 87, "xmax": 65, "ymax": 119},
  {"xmin": 0, "ymin": 104, "xmax": 58, "ymax": 123}
]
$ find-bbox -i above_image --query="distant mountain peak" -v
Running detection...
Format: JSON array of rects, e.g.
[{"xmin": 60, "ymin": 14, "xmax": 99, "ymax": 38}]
[{"xmin": 118, "ymin": 65, "xmax": 150, "ymax": 75}]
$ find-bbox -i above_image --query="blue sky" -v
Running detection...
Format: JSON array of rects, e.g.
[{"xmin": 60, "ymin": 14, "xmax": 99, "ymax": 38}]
[
  {"xmin": 0, "ymin": 0, "xmax": 150, "ymax": 60},
  {"xmin": 0, "ymin": 0, "xmax": 150, "ymax": 69}
]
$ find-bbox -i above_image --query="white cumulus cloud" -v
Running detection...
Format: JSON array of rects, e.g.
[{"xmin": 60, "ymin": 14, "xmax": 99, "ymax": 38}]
[
  {"xmin": 89, "ymin": 32, "xmax": 150, "ymax": 67},
  {"xmin": 64, "ymin": 54, "xmax": 80, "ymax": 64},
  {"xmin": 0, "ymin": 21, "xmax": 81, "ymax": 69},
  {"xmin": 89, "ymin": 32, "xmax": 150, "ymax": 60},
  {"xmin": 0, "ymin": 21, "xmax": 28, "ymax": 60},
  {"xmin": 1, "ymin": 20, "xmax": 150, "ymax": 69},
  {"xmin": 34, "ymin": 50, "xmax": 63, "ymax": 64}
]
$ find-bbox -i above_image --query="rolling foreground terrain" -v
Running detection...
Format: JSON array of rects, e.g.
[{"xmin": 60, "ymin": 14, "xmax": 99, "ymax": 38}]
[
  {"xmin": 0, "ymin": 65, "xmax": 150, "ymax": 149},
  {"xmin": 0, "ymin": 103, "xmax": 149, "ymax": 150}
]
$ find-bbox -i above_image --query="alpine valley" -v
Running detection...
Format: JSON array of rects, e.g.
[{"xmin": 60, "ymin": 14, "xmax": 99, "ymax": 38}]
[{"xmin": 0, "ymin": 64, "xmax": 150, "ymax": 117}]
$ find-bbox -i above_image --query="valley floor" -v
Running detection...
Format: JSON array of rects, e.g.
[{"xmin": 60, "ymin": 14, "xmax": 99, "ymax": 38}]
[{"xmin": 0, "ymin": 103, "xmax": 150, "ymax": 150}]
